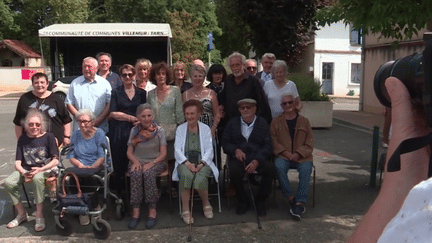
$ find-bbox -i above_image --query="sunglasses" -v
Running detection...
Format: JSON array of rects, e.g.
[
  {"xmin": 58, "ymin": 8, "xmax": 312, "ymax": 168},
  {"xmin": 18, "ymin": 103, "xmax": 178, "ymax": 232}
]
[
  {"xmin": 78, "ymin": 120, "xmax": 92, "ymax": 125},
  {"xmin": 281, "ymin": 101, "xmax": 294, "ymax": 106},
  {"xmin": 247, "ymin": 66, "xmax": 257, "ymax": 71},
  {"xmin": 28, "ymin": 122, "xmax": 41, "ymax": 127},
  {"xmin": 121, "ymin": 73, "xmax": 134, "ymax": 78}
]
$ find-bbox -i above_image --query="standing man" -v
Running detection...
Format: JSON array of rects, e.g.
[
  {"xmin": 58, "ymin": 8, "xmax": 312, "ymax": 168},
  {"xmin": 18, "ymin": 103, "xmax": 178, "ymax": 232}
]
[
  {"xmin": 218, "ymin": 52, "xmax": 272, "ymax": 124},
  {"xmin": 96, "ymin": 52, "xmax": 122, "ymax": 90},
  {"xmin": 66, "ymin": 57, "xmax": 112, "ymax": 133},
  {"xmin": 245, "ymin": 59, "xmax": 258, "ymax": 76},
  {"xmin": 222, "ymin": 98, "xmax": 275, "ymax": 216},
  {"xmin": 256, "ymin": 53, "xmax": 276, "ymax": 85}
]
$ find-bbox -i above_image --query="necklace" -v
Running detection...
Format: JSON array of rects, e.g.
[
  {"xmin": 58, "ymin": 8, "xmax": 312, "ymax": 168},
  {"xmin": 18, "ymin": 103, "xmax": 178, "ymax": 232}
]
[{"xmin": 192, "ymin": 88, "xmax": 204, "ymax": 98}]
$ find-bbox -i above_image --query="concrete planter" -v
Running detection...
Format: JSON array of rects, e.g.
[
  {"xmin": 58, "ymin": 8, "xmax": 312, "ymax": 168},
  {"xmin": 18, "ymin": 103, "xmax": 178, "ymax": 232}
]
[{"xmin": 300, "ymin": 101, "xmax": 333, "ymax": 128}]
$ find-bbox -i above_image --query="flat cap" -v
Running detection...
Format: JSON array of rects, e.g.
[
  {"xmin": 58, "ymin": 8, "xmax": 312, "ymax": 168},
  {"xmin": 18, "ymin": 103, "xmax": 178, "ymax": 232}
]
[{"xmin": 237, "ymin": 98, "xmax": 257, "ymax": 106}]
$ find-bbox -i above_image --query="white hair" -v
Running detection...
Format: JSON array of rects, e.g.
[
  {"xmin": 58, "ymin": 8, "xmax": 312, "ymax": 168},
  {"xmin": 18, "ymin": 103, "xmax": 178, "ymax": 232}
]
[
  {"xmin": 271, "ymin": 60, "xmax": 288, "ymax": 77},
  {"xmin": 262, "ymin": 53, "xmax": 276, "ymax": 60},
  {"xmin": 228, "ymin": 52, "xmax": 246, "ymax": 65}
]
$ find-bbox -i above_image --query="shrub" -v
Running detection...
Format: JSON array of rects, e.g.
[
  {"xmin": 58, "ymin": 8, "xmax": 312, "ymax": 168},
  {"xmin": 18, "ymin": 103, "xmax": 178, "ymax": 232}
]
[{"xmin": 288, "ymin": 73, "xmax": 330, "ymax": 101}]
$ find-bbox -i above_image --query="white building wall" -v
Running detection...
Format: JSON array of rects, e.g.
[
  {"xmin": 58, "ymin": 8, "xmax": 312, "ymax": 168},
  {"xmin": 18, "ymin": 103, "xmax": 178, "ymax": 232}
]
[{"xmin": 314, "ymin": 21, "xmax": 362, "ymax": 97}]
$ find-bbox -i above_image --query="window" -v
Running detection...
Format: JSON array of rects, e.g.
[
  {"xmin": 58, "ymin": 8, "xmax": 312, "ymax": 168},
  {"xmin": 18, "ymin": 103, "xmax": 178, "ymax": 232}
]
[
  {"xmin": 351, "ymin": 63, "xmax": 362, "ymax": 84},
  {"xmin": 350, "ymin": 25, "xmax": 362, "ymax": 45},
  {"xmin": 1, "ymin": 59, "xmax": 12, "ymax": 67}
]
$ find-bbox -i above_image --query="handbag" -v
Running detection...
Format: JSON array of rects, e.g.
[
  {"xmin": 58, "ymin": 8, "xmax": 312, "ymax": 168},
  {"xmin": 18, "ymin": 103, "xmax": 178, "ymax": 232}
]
[{"xmin": 57, "ymin": 172, "xmax": 94, "ymax": 208}]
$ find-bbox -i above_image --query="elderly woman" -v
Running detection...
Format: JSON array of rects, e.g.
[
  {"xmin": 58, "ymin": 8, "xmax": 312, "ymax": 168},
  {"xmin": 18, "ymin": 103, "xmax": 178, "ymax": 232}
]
[
  {"xmin": 172, "ymin": 61, "xmax": 192, "ymax": 93},
  {"xmin": 108, "ymin": 64, "xmax": 146, "ymax": 195},
  {"xmin": 67, "ymin": 109, "xmax": 108, "ymax": 225},
  {"xmin": 263, "ymin": 60, "xmax": 303, "ymax": 118},
  {"xmin": 135, "ymin": 58, "xmax": 156, "ymax": 92},
  {"xmin": 147, "ymin": 62, "xmax": 184, "ymax": 161},
  {"xmin": 126, "ymin": 104, "xmax": 167, "ymax": 229},
  {"xmin": 206, "ymin": 64, "xmax": 227, "ymax": 96},
  {"xmin": 5, "ymin": 109, "xmax": 59, "ymax": 232},
  {"xmin": 183, "ymin": 65, "xmax": 221, "ymax": 137},
  {"xmin": 172, "ymin": 100, "xmax": 219, "ymax": 224},
  {"xmin": 14, "ymin": 72, "xmax": 72, "ymax": 146}
]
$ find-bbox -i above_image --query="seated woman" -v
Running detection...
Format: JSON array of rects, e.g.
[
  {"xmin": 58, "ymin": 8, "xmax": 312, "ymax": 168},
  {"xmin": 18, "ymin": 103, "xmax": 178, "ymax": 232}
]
[
  {"xmin": 172, "ymin": 100, "xmax": 219, "ymax": 224},
  {"xmin": 5, "ymin": 109, "xmax": 59, "ymax": 232},
  {"xmin": 67, "ymin": 109, "xmax": 108, "ymax": 225},
  {"xmin": 126, "ymin": 104, "xmax": 167, "ymax": 230}
]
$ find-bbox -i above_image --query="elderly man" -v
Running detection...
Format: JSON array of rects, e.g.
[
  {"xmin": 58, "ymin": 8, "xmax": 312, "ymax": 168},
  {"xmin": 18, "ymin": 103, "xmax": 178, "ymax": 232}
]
[
  {"xmin": 218, "ymin": 52, "xmax": 272, "ymax": 124},
  {"xmin": 270, "ymin": 93, "xmax": 313, "ymax": 220},
  {"xmin": 96, "ymin": 52, "xmax": 122, "ymax": 90},
  {"xmin": 222, "ymin": 98, "xmax": 275, "ymax": 216},
  {"xmin": 66, "ymin": 57, "xmax": 112, "ymax": 133},
  {"xmin": 245, "ymin": 59, "xmax": 258, "ymax": 76},
  {"xmin": 256, "ymin": 53, "xmax": 276, "ymax": 84}
]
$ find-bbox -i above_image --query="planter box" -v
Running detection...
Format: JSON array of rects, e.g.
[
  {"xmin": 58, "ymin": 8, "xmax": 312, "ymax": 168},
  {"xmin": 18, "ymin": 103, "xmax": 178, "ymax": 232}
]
[{"xmin": 300, "ymin": 101, "xmax": 333, "ymax": 128}]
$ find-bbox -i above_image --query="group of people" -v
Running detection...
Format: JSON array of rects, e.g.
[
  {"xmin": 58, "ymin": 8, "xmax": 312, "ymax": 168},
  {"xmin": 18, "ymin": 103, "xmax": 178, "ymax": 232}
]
[{"xmin": 5, "ymin": 51, "xmax": 315, "ymax": 232}]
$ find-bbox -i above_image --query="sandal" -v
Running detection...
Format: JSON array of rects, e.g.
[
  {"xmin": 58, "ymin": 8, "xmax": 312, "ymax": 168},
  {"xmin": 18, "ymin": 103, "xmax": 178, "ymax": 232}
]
[
  {"xmin": 35, "ymin": 217, "xmax": 45, "ymax": 232},
  {"xmin": 7, "ymin": 212, "xmax": 28, "ymax": 229},
  {"xmin": 203, "ymin": 205, "xmax": 213, "ymax": 219},
  {"xmin": 181, "ymin": 211, "xmax": 194, "ymax": 224}
]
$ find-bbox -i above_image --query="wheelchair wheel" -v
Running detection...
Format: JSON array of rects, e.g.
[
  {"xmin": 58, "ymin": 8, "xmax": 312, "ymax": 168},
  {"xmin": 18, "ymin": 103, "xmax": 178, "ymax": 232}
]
[
  {"xmin": 116, "ymin": 203, "xmax": 125, "ymax": 220},
  {"xmin": 56, "ymin": 218, "xmax": 74, "ymax": 236},
  {"xmin": 93, "ymin": 219, "xmax": 111, "ymax": 239}
]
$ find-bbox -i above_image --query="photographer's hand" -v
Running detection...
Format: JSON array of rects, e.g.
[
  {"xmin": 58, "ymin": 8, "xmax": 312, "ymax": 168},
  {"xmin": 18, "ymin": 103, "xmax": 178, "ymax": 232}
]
[{"xmin": 348, "ymin": 77, "xmax": 430, "ymax": 243}]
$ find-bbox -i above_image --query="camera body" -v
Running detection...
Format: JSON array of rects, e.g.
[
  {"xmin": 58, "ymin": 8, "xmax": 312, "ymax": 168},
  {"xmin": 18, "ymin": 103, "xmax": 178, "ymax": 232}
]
[{"xmin": 374, "ymin": 34, "xmax": 432, "ymax": 126}]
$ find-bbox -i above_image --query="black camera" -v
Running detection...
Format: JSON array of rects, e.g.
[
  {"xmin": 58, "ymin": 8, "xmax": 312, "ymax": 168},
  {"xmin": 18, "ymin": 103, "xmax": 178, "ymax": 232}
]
[{"xmin": 374, "ymin": 33, "xmax": 432, "ymax": 126}]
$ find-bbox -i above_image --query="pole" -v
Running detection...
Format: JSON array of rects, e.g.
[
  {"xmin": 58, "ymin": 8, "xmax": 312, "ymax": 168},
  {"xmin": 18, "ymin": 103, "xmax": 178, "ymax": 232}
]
[
  {"xmin": 208, "ymin": 51, "xmax": 211, "ymax": 67},
  {"xmin": 370, "ymin": 126, "xmax": 380, "ymax": 187}
]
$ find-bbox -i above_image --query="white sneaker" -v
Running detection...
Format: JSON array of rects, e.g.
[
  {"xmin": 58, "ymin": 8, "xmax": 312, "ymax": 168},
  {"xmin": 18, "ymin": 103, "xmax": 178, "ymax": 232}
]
[{"xmin": 79, "ymin": 215, "xmax": 90, "ymax": 226}]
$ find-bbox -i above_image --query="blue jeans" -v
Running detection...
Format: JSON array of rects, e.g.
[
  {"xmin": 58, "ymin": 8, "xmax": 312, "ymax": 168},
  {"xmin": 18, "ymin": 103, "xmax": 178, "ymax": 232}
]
[{"xmin": 274, "ymin": 157, "xmax": 312, "ymax": 203}]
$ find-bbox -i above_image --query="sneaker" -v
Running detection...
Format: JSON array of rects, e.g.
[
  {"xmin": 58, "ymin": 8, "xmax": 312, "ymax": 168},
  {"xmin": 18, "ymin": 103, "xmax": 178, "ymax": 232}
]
[
  {"xmin": 290, "ymin": 203, "xmax": 306, "ymax": 220},
  {"xmin": 79, "ymin": 215, "xmax": 90, "ymax": 226}
]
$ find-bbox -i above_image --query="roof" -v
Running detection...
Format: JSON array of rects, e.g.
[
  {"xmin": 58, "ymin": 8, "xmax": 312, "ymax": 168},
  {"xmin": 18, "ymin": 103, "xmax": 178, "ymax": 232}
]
[
  {"xmin": 38, "ymin": 23, "xmax": 172, "ymax": 38},
  {"xmin": 0, "ymin": 39, "xmax": 41, "ymax": 58}
]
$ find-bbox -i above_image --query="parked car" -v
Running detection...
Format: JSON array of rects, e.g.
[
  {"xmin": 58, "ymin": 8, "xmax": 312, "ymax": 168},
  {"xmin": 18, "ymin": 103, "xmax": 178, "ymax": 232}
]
[{"xmin": 50, "ymin": 76, "xmax": 78, "ymax": 101}]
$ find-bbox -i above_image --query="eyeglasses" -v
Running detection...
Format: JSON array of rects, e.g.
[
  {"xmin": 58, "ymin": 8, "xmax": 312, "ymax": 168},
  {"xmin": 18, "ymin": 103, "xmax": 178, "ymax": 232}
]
[
  {"xmin": 239, "ymin": 105, "xmax": 254, "ymax": 110},
  {"xmin": 247, "ymin": 67, "xmax": 257, "ymax": 71},
  {"xmin": 28, "ymin": 122, "xmax": 41, "ymax": 127},
  {"xmin": 77, "ymin": 120, "xmax": 92, "ymax": 125},
  {"xmin": 121, "ymin": 73, "xmax": 134, "ymax": 78},
  {"xmin": 281, "ymin": 101, "xmax": 294, "ymax": 106}
]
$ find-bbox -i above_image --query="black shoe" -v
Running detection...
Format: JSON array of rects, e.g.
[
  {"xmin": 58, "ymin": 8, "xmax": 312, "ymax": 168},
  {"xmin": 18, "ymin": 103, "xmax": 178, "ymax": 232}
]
[
  {"xmin": 145, "ymin": 217, "xmax": 157, "ymax": 229},
  {"xmin": 128, "ymin": 216, "xmax": 141, "ymax": 229},
  {"xmin": 290, "ymin": 203, "xmax": 306, "ymax": 220},
  {"xmin": 288, "ymin": 197, "xmax": 296, "ymax": 208},
  {"xmin": 236, "ymin": 202, "xmax": 250, "ymax": 215},
  {"xmin": 256, "ymin": 201, "xmax": 267, "ymax": 217}
]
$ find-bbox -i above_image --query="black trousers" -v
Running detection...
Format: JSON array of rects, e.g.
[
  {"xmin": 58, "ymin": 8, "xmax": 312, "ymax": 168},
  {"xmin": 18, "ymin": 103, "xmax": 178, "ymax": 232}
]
[{"xmin": 228, "ymin": 157, "xmax": 276, "ymax": 203}]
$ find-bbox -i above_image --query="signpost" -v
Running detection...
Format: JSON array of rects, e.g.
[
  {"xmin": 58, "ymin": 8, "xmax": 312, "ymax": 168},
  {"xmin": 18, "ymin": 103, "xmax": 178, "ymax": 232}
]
[{"xmin": 207, "ymin": 33, "xmax": 213, "ymax": 67}]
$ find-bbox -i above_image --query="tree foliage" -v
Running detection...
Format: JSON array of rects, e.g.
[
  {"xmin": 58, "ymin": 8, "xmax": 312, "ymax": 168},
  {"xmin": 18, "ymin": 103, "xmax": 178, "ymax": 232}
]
[
  {"xmin": 316, "ymin": 0, "xmax": 432, "ymax": 40},
  {"xmin": 94, "ymin": 0, "xmax": 166, "ymax": 23}
]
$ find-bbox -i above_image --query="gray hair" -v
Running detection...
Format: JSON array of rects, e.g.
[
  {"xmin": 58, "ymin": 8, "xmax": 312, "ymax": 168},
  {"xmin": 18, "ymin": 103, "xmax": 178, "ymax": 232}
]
[
  {"xmin": 281, "ymin": 92, "xmax": 297, "ymax": 104},
  {"xmin": 136, "ymin": 103, "xmax": 155, "ymax": 117},
  {"xmin": 271, "ymin": 60, "xmax": 288, "ymax": 77},
  {"xmin": 135, "ymin": 58, "xmax": 152, "ymax": 69},
  {"xmin": 262, "ymin": 53, "xmax": 276, "ymax": 60},
  {"xmin": 23, "ymin": 109, "xmax": 48, "ymax": 134},
  {"xmin": 75, "ymin": 109, "xmax": 96, "ymax": 121},
  {"xmin": 82, "ymin": 57, "xmax": 98, "ymax": 68},
  {"xmin": 246, "ymin": 59, "xmax": 257, "ymax": 65},
  {"xmin": 228, "ymin": 52, "xmax": 246, "ymax": 65},
  {"xmin": 95, "ymin": 52, "xmax": 112, "ymax": 62},
  {"xmin": 190, "ymin": 65, "xmax": 206, "ymax": 78}
]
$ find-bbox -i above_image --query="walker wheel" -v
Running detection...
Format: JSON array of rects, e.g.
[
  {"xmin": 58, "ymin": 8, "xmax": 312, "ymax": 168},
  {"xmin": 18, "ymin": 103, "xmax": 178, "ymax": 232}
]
[
  {"xmin": 93, "ymin": 219, "xmax": 111, "ymax": 239},
  {"xmin": 116, "ymin": 203, "xmax": 125, "ymax": 220},
  {"xmin": 56, "ymin": 218, "xmax": 73, "ymax": 236}
]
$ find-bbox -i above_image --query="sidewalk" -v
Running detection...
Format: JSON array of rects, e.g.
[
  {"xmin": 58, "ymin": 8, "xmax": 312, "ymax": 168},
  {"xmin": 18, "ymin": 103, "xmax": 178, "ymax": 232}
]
[{"xmin": 333, "ymin": 110, "xmax": 385, "ymax": 133}]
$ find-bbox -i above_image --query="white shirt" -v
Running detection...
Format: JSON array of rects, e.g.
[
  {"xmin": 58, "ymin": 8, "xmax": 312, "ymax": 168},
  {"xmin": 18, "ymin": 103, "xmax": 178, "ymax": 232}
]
[
  {"xmin": 264, "ymin": 80, "xmax": 299, "ymax": 118},
  {"xmin": 260, "ymin": 72, "xmax": 273, "ymax": 84},
  {"xmin": 144, "ymin": 81, "xmax": 157, "ymax": 93},
  {"xmin": 241, "ymin": 115, "xmax": 257, "ymax": 141}
]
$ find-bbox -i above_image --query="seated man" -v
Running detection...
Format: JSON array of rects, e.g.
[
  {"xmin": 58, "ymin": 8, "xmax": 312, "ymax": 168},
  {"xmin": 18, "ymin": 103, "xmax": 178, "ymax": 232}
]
[
  {"xmin": 222, "ymin": 98, "xmax": 275, "ymax": 216},
  {"xmin": 270, "ymin": 93, "xmax": 313, "ymax": 220}
]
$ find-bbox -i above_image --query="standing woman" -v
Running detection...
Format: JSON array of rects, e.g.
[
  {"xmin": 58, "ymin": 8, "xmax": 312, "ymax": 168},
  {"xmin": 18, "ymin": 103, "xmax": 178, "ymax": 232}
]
[
  {"xmin": 135, "ymin": 58, "xmax": 156, "ymax": 92},
  {"xmin": 147, "ymin": 62, "xmax": 184, "ymax": 162},
  {"xmin": 14, "ymin": 72, "xmax": 72, "ymax": 146},
  {"xmin": 263, "ymin": 60, "xmax": 302, "ymax": 118},
  {"xmin": 5, "ymin": 109, "xmax": 59, "ymax": 232},
  {"xmin": 183, "ymin": 65, "xmax": 221, "ymax": 138},
  {"xmin": 108, "ymin": 64, "xmax": 147, "ymax": 194},
  {"xmin": 206, "ymin": 64, "xmax": 227, "ymax": 96},
  {"xmin": 172, "ymin": 61, "xmax": 192, "ymax": 93}
]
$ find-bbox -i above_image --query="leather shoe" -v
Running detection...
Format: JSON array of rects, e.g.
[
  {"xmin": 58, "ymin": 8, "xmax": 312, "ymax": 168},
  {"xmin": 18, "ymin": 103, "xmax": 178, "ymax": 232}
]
[
  {"xmin": 145, "ymin": 217, "xmax": 157, "ymax": 229},
  {"xmin": 128, "ymin": 217, "xmax": 141, "ymax": 229}
]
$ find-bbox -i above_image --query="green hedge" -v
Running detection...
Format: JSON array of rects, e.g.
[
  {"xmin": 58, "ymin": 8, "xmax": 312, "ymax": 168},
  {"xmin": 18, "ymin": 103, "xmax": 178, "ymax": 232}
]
[{"xmin": 288, "ymin": 73, "xmax": 330, "ymax": 101}]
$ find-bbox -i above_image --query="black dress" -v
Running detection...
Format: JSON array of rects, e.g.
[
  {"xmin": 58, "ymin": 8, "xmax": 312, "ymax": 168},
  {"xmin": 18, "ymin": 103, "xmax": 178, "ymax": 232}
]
[{"xmin": 108, "ymin": 85, "xmax": 146, "ymax": 191}]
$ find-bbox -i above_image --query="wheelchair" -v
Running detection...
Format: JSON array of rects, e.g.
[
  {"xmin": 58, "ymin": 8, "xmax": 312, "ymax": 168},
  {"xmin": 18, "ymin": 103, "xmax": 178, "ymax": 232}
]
[{"xmin": 52, "ymin": 137, "xmax": 124, "ymax": 239}]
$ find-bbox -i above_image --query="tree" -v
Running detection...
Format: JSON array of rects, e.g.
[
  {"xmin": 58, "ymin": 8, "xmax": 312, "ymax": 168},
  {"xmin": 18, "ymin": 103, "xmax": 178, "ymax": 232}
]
[
  {"xmin": 97, "ymin": 0, "xmax": 167, "ymax": 23},
  {"xmin": 235, "ymin": 0, "xmax": 317, "ymax": 66},
  {"xmin": 316, "ymin": 0, "xmax": 432, "ymax": 40},
  {"xmin": 166, "ymin": 10, "xmax": 201, "ymax": 64}
]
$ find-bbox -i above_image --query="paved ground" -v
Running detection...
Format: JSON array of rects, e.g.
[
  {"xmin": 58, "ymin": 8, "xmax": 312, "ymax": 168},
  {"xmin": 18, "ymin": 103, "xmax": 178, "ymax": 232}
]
[{"xmin": 0, "ymin": 95, "xmax": 388, "ymax": 242}]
